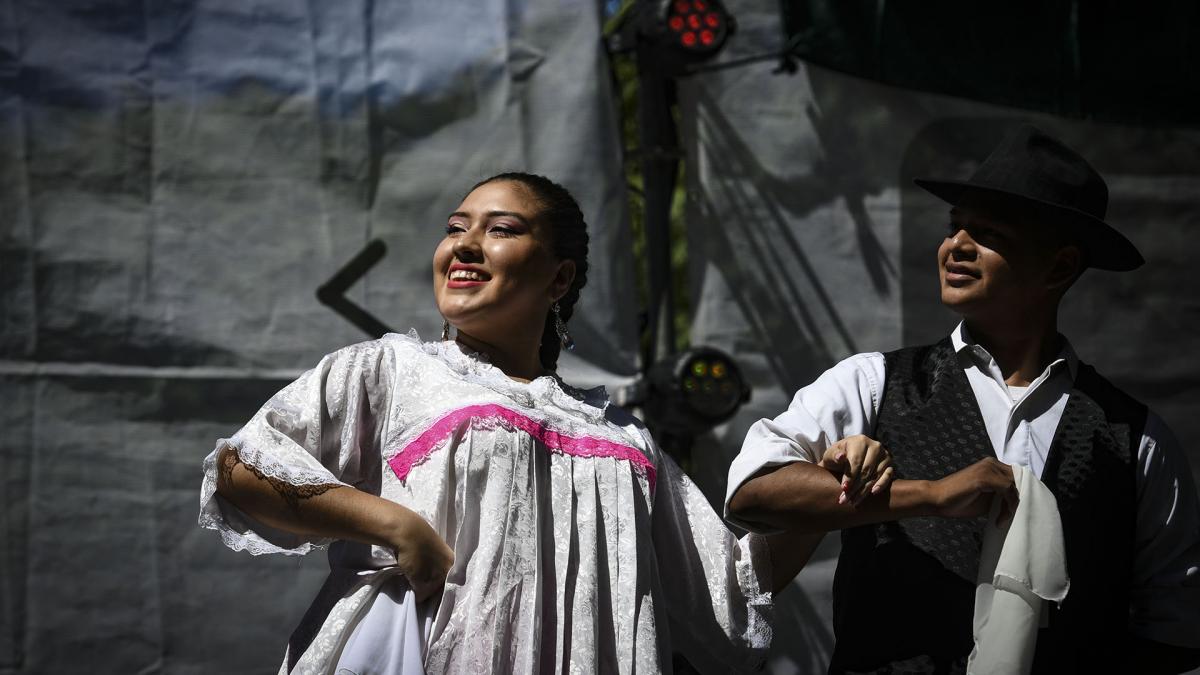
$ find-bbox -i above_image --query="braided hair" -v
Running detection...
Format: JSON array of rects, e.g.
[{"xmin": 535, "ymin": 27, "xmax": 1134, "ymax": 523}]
[{"xmin": 470, "ymin": 172, "xmax": 589, "ymax": 371}]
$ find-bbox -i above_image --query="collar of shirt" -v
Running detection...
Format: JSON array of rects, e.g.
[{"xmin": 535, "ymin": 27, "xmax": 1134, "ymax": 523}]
[
  {"xmin": 948, "ymin": 322, "xmax": 1078, "ymax": 475},
  {"xmin": 950, "ymin": 322, "xmax": 1079, "ymax": 387}
]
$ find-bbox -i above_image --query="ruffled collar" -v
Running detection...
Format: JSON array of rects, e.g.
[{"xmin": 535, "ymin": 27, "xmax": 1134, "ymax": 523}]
[{"xmin": 386, "ymin": 330, "xmax": 611, "ymax": 423}]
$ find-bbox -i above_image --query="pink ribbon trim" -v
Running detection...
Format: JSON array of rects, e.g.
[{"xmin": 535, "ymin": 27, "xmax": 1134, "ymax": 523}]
[{"xmin": 386, "ymin": 403, "xmax": 656, "ymax": 492}]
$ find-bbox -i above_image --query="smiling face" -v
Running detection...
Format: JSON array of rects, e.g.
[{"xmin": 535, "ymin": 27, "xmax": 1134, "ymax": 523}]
[
  {"xmin": 938, "ymin": 205, "xmax": 1079, "ymax": 320},
  {"xmin": 432, "ymin": 180, "xmax": 573, "ymax": 345}
]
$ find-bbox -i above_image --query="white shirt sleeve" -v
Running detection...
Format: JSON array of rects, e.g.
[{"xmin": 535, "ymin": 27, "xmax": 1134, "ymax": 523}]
[
  {"xmin": 724, "ymin": 352, "xmax": 885, "ymax": 533},
  {"xmin": 652, "ymin": 448, "xmax": 772, "ymax": 673},
  {"xmin": 1130, "ymin": 412, "xmax": 1200, "ymax": 648},
  {"xmin": 198, "ymin": 339, "xmax": 397, "ymax": 555}
]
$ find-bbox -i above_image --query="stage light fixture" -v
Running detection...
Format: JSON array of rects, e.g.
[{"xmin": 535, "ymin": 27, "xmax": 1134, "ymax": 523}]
[
  {"xmin": 642, "ymin": 346, "xmax": 750, "ymax": 437},
  {"xmin": 663, "ymin": 0, "xmax": 731, "ymax": 56}
]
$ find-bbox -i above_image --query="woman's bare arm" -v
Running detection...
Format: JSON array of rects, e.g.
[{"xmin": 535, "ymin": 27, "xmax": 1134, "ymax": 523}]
[{"xmin": 215, "ymin": 444, "xmax": 453, "ymax": 600}]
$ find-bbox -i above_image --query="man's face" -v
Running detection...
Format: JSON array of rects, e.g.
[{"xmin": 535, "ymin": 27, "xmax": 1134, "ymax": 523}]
[{"xmin": 937, "ymin": 205, "xmax": 1067, "ymax": 318}]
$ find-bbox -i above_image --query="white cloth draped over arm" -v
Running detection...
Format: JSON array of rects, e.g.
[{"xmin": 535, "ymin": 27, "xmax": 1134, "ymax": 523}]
[
  {"xmin": 1130, "ymin": 413, "xmax": 1200, "ymax": 648},
  {"xmin": 724, "ymin": 353, "xmax": 885, "ymax": 534},
  {"xmin": 198, "ymin": 340, "xmax": 396, "ymax": 556},
  {"xmin": 651, "ymin": 450, "xmax": 773, "ymax": 674},
  {"xmin": 968, "ymin": 464, "xmax": 1070, "ymax": 675}
]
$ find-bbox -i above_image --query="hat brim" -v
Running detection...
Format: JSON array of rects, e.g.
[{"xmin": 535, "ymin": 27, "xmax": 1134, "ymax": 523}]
[{"xmin": 913, "ymin": 178, "xmax": 1144, "ymax": 271}]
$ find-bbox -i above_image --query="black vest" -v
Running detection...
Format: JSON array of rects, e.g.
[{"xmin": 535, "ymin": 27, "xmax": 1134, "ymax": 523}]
[{"xmin": 828, "ymin": 339, "xmax": 1144, "ymax": 675}]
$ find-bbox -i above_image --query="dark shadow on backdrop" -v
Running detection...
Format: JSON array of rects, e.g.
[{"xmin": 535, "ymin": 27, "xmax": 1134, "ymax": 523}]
[
  {"xmin": 689, "ymin": 86, "xmax": 900, "ymax": 393},
  {"xmin": 777, "ymin": 1, "xmax": 1200, "ymax": 128}
]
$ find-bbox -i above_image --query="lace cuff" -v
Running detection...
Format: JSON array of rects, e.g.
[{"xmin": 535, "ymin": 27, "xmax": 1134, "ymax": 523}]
[
  {"xmin": 198, "ymin": 437, "xmax": 349, "ymax": 556},
  {"xmin": 736, "ymin": 532, "xmax": 775, "ymax": 653}
]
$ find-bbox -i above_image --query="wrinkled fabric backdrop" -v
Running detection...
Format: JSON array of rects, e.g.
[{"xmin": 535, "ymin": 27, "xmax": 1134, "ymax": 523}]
[{"xmin": 3, "ymin": 0, "xmax": 1199, "ymax": 673}]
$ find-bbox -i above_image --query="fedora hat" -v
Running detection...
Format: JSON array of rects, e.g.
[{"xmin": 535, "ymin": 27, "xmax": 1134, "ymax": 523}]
[{"xmin": 914, "ymin": 124, "xmax": 1144, "ymax": 271}]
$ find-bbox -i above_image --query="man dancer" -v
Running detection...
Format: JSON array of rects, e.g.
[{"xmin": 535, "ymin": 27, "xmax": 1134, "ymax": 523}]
[{"xmin": 726, "ymin": 125, "xmax": 1200, "ymax": 673}]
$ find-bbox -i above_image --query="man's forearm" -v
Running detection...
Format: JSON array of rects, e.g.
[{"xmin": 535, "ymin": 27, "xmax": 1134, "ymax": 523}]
[
  {"xmin": 764, "ymin": 530, "xmax": 824, "ymax": 593},
  {"xmin": 729, "ymin": 461, "xmax": 937, "ymax": 533}
]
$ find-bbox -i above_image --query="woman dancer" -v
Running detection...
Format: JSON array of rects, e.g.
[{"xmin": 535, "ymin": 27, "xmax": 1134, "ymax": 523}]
[{"xmin": 200, "ymin": 173, "xmax": 890, "ymax": 674}]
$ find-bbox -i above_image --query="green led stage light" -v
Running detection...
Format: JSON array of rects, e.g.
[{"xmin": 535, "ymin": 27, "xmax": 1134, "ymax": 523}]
[{"xmin": 643, "ymin": 346, "xmax": 750, "ymax": 437}]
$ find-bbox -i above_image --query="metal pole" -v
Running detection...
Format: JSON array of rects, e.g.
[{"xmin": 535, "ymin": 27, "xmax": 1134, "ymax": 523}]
[{"xmin": 635, "ymin": 17, "xmax": 680, "ymax": 372}]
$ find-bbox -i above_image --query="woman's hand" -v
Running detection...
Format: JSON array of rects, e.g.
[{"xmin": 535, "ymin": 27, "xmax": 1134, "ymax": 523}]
[
  {"xmin": 387, "ymin": 509, "xmax": 455, "ymax": 603},
  {"xmin": 216, "ymin": 444, "xmax": 454, "ymax": 600},
  {"xmin": 818, "ymin": 435, "xmax": 895, "ymax": 506}
]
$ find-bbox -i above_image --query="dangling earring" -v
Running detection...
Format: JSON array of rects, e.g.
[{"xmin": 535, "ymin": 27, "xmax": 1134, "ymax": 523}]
[
  {"xmin": 441, "ymin": 319, "xmax": 451, "ymax": 341},
  {"xmin": 553, "ymin": 302, "xmax": 575, "ymax": 351}
]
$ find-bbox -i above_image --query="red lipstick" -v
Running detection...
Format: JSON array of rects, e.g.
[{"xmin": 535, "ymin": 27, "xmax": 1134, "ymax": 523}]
[{"xmin": 447, "ymin": 263, "xmax": 491, "ymax": 289}]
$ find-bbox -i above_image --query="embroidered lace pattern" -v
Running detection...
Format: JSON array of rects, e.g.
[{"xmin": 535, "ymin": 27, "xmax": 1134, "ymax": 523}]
[
  {"xmin": 387, "ymin": 403, "xmax": 657, "ymax": 492},
  {"xmin": 217, "ymin": 443, "xmax": 341, "ymax": 510}
]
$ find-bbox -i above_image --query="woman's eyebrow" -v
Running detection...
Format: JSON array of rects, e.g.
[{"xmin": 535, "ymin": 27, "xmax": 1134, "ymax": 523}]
[
  {"xmin": 448, "ymin": 210, "xmax": 531, "ymax": 226},
  {"xmin": 485, "ymin": 210, "xmax": 530, "ymax": 225}
]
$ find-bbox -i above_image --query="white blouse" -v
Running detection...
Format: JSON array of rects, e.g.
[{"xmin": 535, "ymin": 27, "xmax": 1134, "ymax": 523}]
[{"xmin": 200, "ymin": 331, "xmax": 771, "ymax": 674}]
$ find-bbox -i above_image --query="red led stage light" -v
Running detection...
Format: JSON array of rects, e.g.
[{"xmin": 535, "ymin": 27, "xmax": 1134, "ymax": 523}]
[{"xmin": 663, "ymin": 0, "xmax": 729, "ymax": 55}]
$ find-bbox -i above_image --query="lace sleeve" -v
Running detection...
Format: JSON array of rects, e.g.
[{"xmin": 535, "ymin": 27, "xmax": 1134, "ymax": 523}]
[
  {"xmin": 198, "ymin": 340, "xmax": 396, "ymax": 556},
  {"xmin": 651, "ymin": 448, "xmax": 774, "ymax": 674}
]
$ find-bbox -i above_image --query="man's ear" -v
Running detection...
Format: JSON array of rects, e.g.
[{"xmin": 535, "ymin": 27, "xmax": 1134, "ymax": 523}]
[
  {"xmin": 1046, "ymin": 245, "xmax": 1083, "ymax": 293},
  {"xmin": 550, "ymin": 259, "xmax": 576, "ymax": 301}
]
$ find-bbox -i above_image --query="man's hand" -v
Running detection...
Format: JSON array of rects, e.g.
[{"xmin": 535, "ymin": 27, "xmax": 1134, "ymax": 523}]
[
  {"xmin": 818, "ymin": 435, "xmax": 895, "ymax": 506},
  {"xmin": 928, "ymin": 457, "xmax": 1017, "ymax": 523}
]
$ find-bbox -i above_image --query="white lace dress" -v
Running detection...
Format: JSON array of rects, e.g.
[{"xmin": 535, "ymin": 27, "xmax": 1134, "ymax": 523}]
[{"xmin": 199, "ymin": 332, "xmax": 771, "ymax": 674}]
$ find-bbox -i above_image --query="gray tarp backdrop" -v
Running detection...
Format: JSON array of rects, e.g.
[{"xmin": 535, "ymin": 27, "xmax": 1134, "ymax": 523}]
[
  {"xmin": 681, "ymin": 1, "xmax": 1200, "ymax": 672},
  {"xmin": 3, "ymin": 0, "xmax": 1199, "ymax": 673},
  {"xmin": 0, "ymin": 1, "xmax": 635, "ymax": 672}
]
